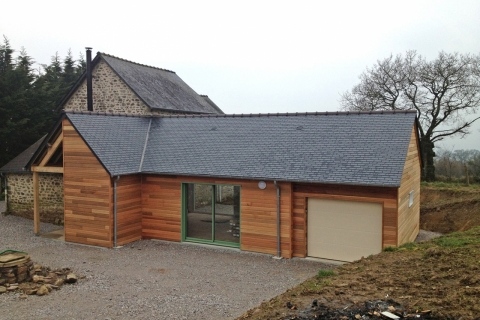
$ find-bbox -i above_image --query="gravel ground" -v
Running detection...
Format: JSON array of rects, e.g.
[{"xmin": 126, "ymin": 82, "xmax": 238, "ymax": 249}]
[{"xmin": 0, "ymin": 208, "xmax": 333, "ymax": 320}]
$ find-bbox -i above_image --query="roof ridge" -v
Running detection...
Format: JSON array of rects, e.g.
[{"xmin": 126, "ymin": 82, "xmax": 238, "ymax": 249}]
[
  {"xmin": 64, "ymin": 109, "xmax": 416, "ymax": 119},
  {"xmin": 98, "ymin": 52, "xmax": 176, "ymax": 74},
  {"xmin": 64, "ymin": 110, "xmax": 152, "ymax": 118},
  {"xmin": 155, "ymin": 109, "xmax": 417, "ymax": 118}
]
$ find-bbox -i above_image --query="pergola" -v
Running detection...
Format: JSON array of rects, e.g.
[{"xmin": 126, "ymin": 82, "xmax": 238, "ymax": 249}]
[{"xmin": 30, "ymin": 131, "xmax": 64, "ymax": 235}]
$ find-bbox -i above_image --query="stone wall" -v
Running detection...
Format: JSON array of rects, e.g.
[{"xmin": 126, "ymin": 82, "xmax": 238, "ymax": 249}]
[
  {"xmin": 63, "ymin": 60, "xmax": 173, "ymax": 115},
  {"xmin": 6, "ymin": 173, "xmax": 63, "ymax": 222}
]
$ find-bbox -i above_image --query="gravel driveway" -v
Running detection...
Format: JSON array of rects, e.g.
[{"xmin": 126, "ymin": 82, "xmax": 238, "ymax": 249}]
[{"xmin": 0, "ymin": 210, "xmax": 333, "ymax": 320}]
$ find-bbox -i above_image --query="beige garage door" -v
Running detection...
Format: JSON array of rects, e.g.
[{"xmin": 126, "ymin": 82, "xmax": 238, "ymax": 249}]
[{"xmin": 307, "ymin": 198, "xmax": 382, "ymax": 262}]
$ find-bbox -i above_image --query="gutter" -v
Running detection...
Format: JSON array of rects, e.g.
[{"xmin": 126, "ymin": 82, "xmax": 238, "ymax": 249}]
[
  {"xmin": 113, "ymin": 176, "xmax": 120, "ymax": 248},
  {"xmin": 274, "ymin": 180, "xmax": 281, "ymax": 258}
]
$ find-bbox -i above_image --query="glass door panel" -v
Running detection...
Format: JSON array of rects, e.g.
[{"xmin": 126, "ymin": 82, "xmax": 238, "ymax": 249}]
[
  {"xmin": 214, "ymin": 185, "xmax": 240, "ymax": 243},
  {"xmin": 186, "ymin": 184, "xmax": 212, "ymax": 241}
]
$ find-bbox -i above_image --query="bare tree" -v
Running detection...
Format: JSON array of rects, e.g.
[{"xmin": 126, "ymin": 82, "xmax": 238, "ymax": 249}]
[
  {"xmin": 435, "ymin": 149, "xmax": 456, "ymax": 181},
  {"xmin": 341, "ymin": 51, "xmax": 480, "ymax": 181}
]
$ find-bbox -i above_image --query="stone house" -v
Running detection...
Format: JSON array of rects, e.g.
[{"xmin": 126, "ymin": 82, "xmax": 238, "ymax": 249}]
[{"xmin": 0, "ymin": 49, "xmax": 223, "ymax": 221}]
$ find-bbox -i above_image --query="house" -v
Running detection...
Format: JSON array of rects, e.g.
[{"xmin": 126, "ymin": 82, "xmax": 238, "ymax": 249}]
[
  {"xmin": 27, "ymin": 109, "xmax": 421, "ymax": 262},
  {"xmin": 0, "ymin": 49, "xmax": 223, "ymax": 220}
]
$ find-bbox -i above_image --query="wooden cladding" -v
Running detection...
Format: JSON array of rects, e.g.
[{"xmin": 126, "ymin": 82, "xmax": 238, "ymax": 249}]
[
  {"xmin": 397, "ymin": 127, "xmax": 421, "ymax": 245},
  {"xmin": 241, "ymin": 181, "xmax": 292, "ymax": 258},
  {"xmin": 142, "ymin": 176, "xmax": 182, "ymax": 242},
  {"xmin": 63, "ymin": 119, "xmax": 113, "ymax": 247},
  {"xmin": 115, "ymin": 175, "xmax": 142, "ymax": 246}
]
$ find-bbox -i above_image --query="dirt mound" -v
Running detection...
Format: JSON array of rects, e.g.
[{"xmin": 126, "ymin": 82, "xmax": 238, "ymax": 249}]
[{"xmin": 420, "ymin": 185, "xmax": 480, "ymax": 233}]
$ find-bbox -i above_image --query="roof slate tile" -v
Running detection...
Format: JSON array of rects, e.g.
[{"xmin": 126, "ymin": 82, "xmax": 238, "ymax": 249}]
[{"xmin": 66, "ymin": 111, "xmax": 417, "ymax": 187}]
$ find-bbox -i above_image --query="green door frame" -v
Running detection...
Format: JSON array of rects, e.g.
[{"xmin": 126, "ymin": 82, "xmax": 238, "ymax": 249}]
[{"xmin": 181, "ymin": 183, "xmax": 240, "ymax": 248}]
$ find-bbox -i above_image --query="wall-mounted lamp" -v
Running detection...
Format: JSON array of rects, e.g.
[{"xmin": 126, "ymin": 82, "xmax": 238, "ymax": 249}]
[{"xmin": 258, "ymin": 181, "xmax": 266, "ymax": 190}]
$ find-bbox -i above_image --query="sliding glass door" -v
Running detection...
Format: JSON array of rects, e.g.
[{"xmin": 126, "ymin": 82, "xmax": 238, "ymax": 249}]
[{"xmin": 183, "ymin": 183, "xmax": 240, "ymax": 247}]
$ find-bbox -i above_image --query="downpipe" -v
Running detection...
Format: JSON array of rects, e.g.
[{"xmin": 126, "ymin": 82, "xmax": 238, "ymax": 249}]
[
  {"xmin": 113, "ymin": 176, "xmax": 120, "ymax": 248},
  {"xmin": 274, "ymin": 180, "xmax": 281, "ymax": 258}
]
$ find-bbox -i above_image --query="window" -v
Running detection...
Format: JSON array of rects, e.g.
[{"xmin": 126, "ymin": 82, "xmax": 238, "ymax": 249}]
[
  {"xmin": 183, "ymin": 183, "xmax": 240, "ymax": 247},
  {"xmin": 408, "ymin": 190, "xmax": 414, "ymax": 208}
]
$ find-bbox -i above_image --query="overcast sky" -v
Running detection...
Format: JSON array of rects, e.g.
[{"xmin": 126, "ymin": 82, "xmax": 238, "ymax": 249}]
[{"xmin": 2, "ymin": 0, "xmax": 479, "ymax": 150}]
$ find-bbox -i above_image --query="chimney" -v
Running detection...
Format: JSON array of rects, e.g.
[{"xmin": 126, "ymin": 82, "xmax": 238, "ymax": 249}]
[{"xmin": 86, "ymin": 47, "xmax": 93, "ymax": 112}]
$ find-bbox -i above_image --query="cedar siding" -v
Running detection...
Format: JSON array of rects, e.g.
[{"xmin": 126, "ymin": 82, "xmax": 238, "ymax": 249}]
[
  {"xmin": 397, "ymin": 127, "xmax": 422, "ymax": 245},
  {"xmin": 63, "ymin": 119, "xmax": 113, "ymax": 247},
  {"xmin": 241, "ymin": 180, "xmax": 292, "ymax": 258},
  {"xmin": 141, "ymin": 176, "xmax": 294, "ymax": 258},
  {"xmin": 115, "ymin": 175, "xmax": 143, "ymax": 246},
  {"xmin": 292, "ymin": 183, "xmax": 398, "ymax": 257},
  {"xmin": 141, "ymin": 176, "xmax": 182, "ymax": 242}
]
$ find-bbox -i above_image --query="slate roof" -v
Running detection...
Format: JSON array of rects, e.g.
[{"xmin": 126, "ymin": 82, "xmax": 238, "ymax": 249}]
[
  {"xmin": 57, "ymin": 52, "xmax": 223, "ymax": 114},
  {"xmin": 66, "ymin": 111, "xmax": 418, "ymax": 187},
  {"xmin": 0, "ymin": 135, "xmax": 47, "ymax": 173}
]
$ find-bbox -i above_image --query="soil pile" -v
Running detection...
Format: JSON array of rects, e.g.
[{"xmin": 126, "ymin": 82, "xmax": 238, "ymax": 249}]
[{"xmin": 420, "ymin": 184, "xmax": 480, "ymax": 233}]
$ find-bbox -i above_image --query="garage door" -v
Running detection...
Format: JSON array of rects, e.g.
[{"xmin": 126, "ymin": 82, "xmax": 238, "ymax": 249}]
[{"xmin": 307, "ymin": 198, "xmax": 382, "ymax": 262}]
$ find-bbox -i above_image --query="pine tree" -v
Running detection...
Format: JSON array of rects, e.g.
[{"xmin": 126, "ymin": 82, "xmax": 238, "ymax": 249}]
[{"xmin": 0, "ymin": 39, "xmax": 86, "ymax": 167}]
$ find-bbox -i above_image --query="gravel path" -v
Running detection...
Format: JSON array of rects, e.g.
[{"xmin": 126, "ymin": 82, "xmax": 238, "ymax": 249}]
[{"xmin": 0, "ymin": 211, "xmax": 333, "ymax": 320}]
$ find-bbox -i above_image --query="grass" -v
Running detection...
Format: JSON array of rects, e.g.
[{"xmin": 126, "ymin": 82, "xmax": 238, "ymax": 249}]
[
  {"xmin": 432, "ymin": 228, "xmax": 480, "ymax": 247},
  {"xmin": 317, "ymin": 269, "xmax": 335, "ymax": 278}
]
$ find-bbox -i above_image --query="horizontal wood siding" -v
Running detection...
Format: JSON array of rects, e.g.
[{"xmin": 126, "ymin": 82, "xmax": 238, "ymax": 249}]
[
  {"xmin": 142, "ymin": 176, "xmax": 182, "ymax": 241},
  {"xmin": 141, "ymin": 176, "xmax": 293, "ymax": 258},
  {"xmin": 397, "ymin": 127, "xmax": 421, "ymax": 245},
  {"xmin": 292, "ymin": 184, "xmax": 398, "ymax": 257},
  {"xmin": 116, "ymin": 175, "xmax": 142, "ymax": 246},
  {"xmin": 63, "ymin": 119, "xmax": 113, "ymax": 247},
  {"xmin": 241, "ymin": 181, "xmax": 292, "ymax": 258}
]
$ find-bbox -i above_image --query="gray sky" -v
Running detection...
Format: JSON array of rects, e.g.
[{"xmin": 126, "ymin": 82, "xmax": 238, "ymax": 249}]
[{"xmin": 2, "ymin": 0, "xmax": 479, "ymax": 150}]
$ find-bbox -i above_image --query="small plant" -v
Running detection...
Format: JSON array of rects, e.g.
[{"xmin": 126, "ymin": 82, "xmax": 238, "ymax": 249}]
[
  {"xmin": 383, "ymin": 246, "xmax": 398, "ymax": 252},
  {"xmin": 317, "ymin": 269, "xmax": 335, "ymax": 278},
  {"xmin": 434, "ymin": 237, "xmax": 471, "ymax": 248},
  {"xmin": 400, "ymin": 242, "xmax": 418, "ymax": 250}
]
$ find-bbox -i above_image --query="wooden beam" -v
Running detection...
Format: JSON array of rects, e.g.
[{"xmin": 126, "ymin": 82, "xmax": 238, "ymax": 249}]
[
  {"xmin": 39, "ymin": 132, "xmax": 63, "ymax": 167},
  {"xmin": 31, "ymin": 166, "xmax": 63, "ymax": 173},
  {"xmin": 33, "ymin": 171, "xmax": 40, "ymax": 235}
]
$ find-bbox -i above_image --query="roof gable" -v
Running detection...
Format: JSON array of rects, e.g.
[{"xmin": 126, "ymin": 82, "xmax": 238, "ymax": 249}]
[{"xmin": 66, "ymin": 111, "xmax": 417, "ymax": 187}]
